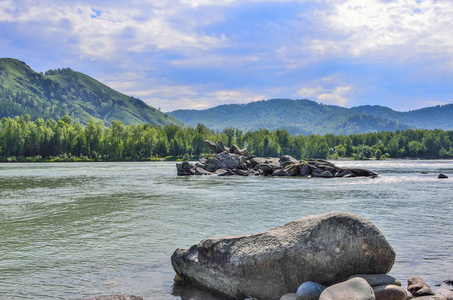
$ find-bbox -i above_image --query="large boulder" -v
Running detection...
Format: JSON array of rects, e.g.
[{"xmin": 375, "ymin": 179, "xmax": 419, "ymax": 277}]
[
  {"xmin": 205, "ymin": 140, "xmax": 230, "ymax": 154},
  {"xmin": 171, "ymin": 212, "xmax": 395, "ymax": 300},
  {"xmin": 205, "ymin": 152, "xmax": 245, "ymax": 172}
]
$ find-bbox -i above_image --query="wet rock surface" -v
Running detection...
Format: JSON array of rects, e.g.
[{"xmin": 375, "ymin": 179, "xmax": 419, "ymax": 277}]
[{"xmin": 176, "ymin": 141, "xmax": 377, "ymax": 178}]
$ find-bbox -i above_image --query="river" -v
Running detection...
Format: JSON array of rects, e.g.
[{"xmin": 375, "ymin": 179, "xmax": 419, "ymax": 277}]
[{"xmin": 0, "ymin": 160, "xmax": 452, "ymax": 299}]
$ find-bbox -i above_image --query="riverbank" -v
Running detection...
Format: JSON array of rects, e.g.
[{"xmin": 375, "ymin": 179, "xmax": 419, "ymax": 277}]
[{"xmin": 0, "ymin": 155, "xmax": 195, "ymax": 163}]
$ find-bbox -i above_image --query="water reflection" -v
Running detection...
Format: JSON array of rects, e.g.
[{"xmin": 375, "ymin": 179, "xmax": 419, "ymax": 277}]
[{"xmin": 172, "ymin": 279, "xmax": 226, "ymax": 300}]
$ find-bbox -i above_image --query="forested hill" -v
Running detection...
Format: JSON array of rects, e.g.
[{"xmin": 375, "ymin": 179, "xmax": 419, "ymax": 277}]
[
  {"xmin": 0, "ymin": 58, "xmax": 184, "ymax": 126},
  {"xmin": 170, "ymin": 99, "xmax": 411, "ymax": 135},
  {"xmin": 351, "ymin": 104, "xmax": 453, "ymax": 130}
]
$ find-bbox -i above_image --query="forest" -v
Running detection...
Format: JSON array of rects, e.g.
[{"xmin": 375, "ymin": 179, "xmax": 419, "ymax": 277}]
[{"xmin": 1, "ymin": 115, "xmax": 453, "ymax": 162}]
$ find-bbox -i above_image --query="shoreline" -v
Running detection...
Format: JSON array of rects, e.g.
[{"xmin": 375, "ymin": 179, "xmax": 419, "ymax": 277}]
[{"xmin": 1, "ymin": 157, "xmax": 453, "ymax": 163}]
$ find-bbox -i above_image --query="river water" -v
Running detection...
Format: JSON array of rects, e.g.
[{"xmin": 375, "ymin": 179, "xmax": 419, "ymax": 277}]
[{"xmin": 0, "ymin": 160, "xmax": 452, "ymax": 299}]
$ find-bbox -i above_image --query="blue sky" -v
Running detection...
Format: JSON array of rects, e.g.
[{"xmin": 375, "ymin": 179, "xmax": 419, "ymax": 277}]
[{"xmin": 1, "ymin": 0, "xmax": 453, "ymax": 112}]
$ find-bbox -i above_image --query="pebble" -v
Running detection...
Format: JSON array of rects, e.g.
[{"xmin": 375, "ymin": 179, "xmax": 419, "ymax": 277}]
[
  {"xmin": 408, "ymin": 275, "xmax": 434, "ymax": 297},
  {"xmin": 349, "ymin": 274, "xmax": 402, "ymax": 287},
  {"xmin": 436, "ymin": 289, "xmax": 453, "ymax": 300},
  {"xmin": 296, "ymin": 281, "xmax": 327, "ymax": 300},
  {"xmin": 373, "ymin": 284, "xmax": 407, "ymax": 300},
  {"xmin": 279, "ymin": 293, "xmax": 297, "ymax": 300},
  {"xmin": 319, "ymin": 278, "xmax": 375, "ymax": 300}
]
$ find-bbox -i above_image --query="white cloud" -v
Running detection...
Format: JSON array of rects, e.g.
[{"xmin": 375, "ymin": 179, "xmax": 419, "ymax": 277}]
[
  {"xmin": 304, "ymin": 0, "xmax": 453, "ymax": 62},
  {"xmin": 0, "ymin": 0, "xmax": 228, "ymax": 60},
  {"xmin": 151, "ymin": 87, "xmax": 267, "ymax": 111},
  {"xmin": 296, "ymin": 75, "xmax": 355, "ymax": 107}
]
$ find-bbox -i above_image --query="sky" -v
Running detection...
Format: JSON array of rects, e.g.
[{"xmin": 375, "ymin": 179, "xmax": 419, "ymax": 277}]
[{"xmin": 1, "ymin": 0, "xmax": 453, "ymax": 112}]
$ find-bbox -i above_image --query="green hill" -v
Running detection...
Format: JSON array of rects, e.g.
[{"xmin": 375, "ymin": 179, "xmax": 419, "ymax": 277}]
[
  {"xmin": 351, "ymin": 104, "xmax": 453, "ymax": 130},
  {"xmin": 170, "ymin": 99, "xmax": 411, "ymax": 135},
  {"xmin": 0, "ymin": 58, "xmax": 184, "ymax": 126}
]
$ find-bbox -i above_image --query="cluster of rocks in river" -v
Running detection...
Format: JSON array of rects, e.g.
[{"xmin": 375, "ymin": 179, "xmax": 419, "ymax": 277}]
[
  {"xmin": 177, "ymin": 140, "xmax": 377, "ymax": 178},
  {"xmin": 171, "ymin": 212, "xmax": 453, "ymax": 300}
]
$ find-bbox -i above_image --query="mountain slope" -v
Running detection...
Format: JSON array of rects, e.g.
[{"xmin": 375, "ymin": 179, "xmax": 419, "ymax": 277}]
[
  {"xmin": 0, "ymin": 58, "xmax": 184, "ymax": 126},
  {"xmin": 170, "ymin": 99, "xmax": 411, "ymax": 135},
  {"xmin": 351, "ymin": 104, "xmax": 453, "ymax": 130}
]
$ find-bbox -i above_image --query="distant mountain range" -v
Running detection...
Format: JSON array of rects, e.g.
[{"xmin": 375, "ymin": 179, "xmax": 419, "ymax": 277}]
[
  {"xmin": 0, "ymin": 58, "xmax": 183, "ymax": 126},
  {"xmin": 1, "ymin": 58, "xmax": 452, "ymax": 135},
  {"xmin": 171, "ymin": 98, "xmax": 453, "ymax": 135}
]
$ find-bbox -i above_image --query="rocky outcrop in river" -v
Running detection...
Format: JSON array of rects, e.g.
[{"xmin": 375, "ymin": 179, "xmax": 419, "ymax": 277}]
[
  {"xmin": 176, "ymin": 141, "xmax": 377, "ymax": 177},
  {"xmin": 171, "ymin": 212, "xmax": 395, "ymax": 300}
]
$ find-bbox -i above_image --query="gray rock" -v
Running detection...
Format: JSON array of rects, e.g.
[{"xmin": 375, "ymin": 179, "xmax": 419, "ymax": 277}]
[
  {"xmin": 438, "ymin": 173, "xmax": 448, "ymax": 179},
  {"xmin": 176, "ymin": 161, "xmax": 194, "ymax": 175},
  {"xmin": 216, "ymin": 141, "xmax": 229, "ymax": 153},
  {"xmin": 436, "ymin": 289, "xmax": 453, "ymax": 300},
  {"xmin": 335, "ymin": 169, "xmax": 356, "ymax": 178},
  {"xmin": 272, "ymin": 168, "xmax": 287, "ymax": 176},
  {"xmin": 299, "ymin": 163, "xmax": 312, "ymax": 177},
  {"xmin": 205, "ymin": 140, "xmax": 220, "ymax": 153},
  {"xmin": 280, "ymin": 155, "xmax": 299, "ymax": 165},
  {"xmin": 320, "ymin": 170, "xmax": 334, "ymax": 178},
  {"xmin": 349, "ymin": 168, "xmax": 378, "ymax": 177},
  {"xmin": 319, "ymin": 277, "xmax": 375, "ymax": 300},
  {"xmin": 286, "ymin": 164, "xmax": 301, "ymax": 176},
  {"xmin": 307, "ymin": 159, "xmax": 337, "ymax": 168},
  {"xmin": 194, "ymin": 167, "xmax": 212, "ymax": 175},
  {"xmin": 204, "ymin": 140, "xmax": 229, "ymax": 154},
  {"xmin": 296, "ymin": 281, "xmax": 327, "ymax": 300},
  {"xmin": 82, "ymin": 296, "xmax": 143, "ymax": 300},
  {"xmin": 205, "ymin": 152, "xmax": 242, "ymax": 172},
  {"xmin": 349, "ymin": 274, "xmax": 401, "ymax": 287},
  {"xmin": 229, "ymin": 144, "xmax": 242, "ymax": 155},
  {"xmin": 257, "ymin": 158, "xmax": 281, "ymax": 175},
  {"xmin": 172, "ymin": 212, "xmax": 395, "ymax": 300},
  {"xmin": 372, "ymin": 284, "xmax": 406, "ymax": 300},
  {"xmin": 412, "ymin": 296, "xmax": 446, "ymax": 300},
  {"xmin": 234, "ymin": 169, "xmax": 253, "ymax": 176},
  {"xmin": 215, "ymin": 168, "xmax": 234, "ymax": 176},
  {"xmin": 216, "ymin": 152, "xmax": 241, "ymax": 169},
  {"xmin": 250, "ymin": 157, "xmax": 267, "ymax": 167},
  {"xmin": 408, "ymin": 275, "xmax": 434, "ymax": 297},
  {"xmin": 273, "ymin": 165, "xmax": 300, "ymax": 176},
  {"xmin": 280, "ymin": 294, "xmax": 298, "ymax": 300}
]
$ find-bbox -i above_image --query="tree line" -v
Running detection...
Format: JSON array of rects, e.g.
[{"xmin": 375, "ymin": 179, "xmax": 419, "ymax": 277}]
[{"xmin": 1, "ymin": 115, "xmax": 453, "ymax": 162}]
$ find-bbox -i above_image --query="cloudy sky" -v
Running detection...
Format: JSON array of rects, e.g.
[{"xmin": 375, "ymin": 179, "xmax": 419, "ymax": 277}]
[{"xmin": 1, "ymin": 0, "xmax": 453, "ymax": 112}]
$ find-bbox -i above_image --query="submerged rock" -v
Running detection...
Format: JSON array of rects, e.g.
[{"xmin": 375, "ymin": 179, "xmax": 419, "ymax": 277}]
[{"xmin": 171, "ymin": 212, "xmax": 395, "ymax": 300}]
